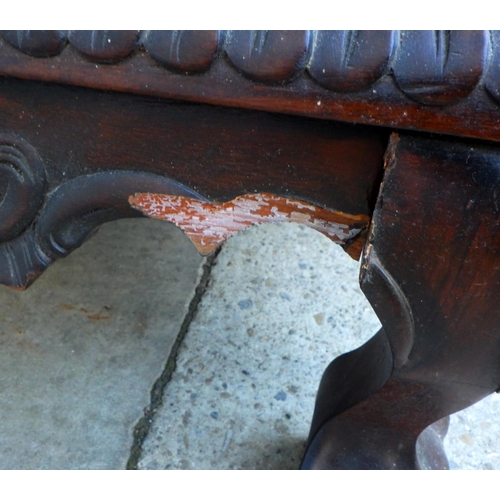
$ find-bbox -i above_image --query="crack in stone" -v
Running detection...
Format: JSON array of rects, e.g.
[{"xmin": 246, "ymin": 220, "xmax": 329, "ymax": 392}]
[{"xmin": 126, "ymin": 249, "xmax": 220, "ymax": 470}]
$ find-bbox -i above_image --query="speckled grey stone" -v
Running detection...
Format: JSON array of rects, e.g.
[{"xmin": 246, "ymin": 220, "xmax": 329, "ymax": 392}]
[
  {"xmin": 138, "ymin": 223, "xmax": 381, "ymax": 470},
  {"xmin": 138, "ymin": 222, "xmax": 500, "ymax": 470},
  {"xmin": 446, "ymin": 393, "xmax": 500, "ymax": 470},
  {"xmin": 1, "ymin": 214, "xmax": 498, "ymax": 469},
  {"xmin": 0, "ymin": 219, "xmax": 203, "ymax": 469}
]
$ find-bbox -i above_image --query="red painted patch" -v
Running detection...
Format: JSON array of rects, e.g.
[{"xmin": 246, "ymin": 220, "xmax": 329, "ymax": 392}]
[{"xmin": 129, "ymin": 192, "xmax": 369, "ymax": 258}]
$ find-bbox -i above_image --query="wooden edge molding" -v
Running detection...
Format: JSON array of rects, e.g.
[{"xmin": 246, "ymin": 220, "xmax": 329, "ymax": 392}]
[
  {"xmin": 128, "ymin": 192, "xmax": 370, "ymax": 259},
  {"xmin": 0, "ymin": 31, "xmax": 499, "ymax": 141},
  {"xmin": 0, "ymin": 168, "xmax": 204, "ymax": 290},
  {"xmin": 359, "ymin": 134, "xmax": 415, "ymax": 368},
  {"xmin": 360, "ymin": 246, "xmax": 415, "ymax": 368}
]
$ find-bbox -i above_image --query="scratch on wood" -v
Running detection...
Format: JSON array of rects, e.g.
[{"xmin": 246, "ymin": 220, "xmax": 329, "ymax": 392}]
[{"xmin": 129, "ymin": 192, "xmax": 370, "ymax": 259}]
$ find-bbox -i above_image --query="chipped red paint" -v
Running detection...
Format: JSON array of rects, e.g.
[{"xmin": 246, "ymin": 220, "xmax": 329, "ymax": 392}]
[{"xmin": 129, "ymin": 192, "xmax": 370, "ymax": 258}]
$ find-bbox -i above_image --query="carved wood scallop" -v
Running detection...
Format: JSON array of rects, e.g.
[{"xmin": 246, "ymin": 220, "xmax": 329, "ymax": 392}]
[
  {"xmin": 485, "ymin": 31, "xmax": 500, "ymax": 104},
  {"xmin": 67, "ymin": 30, "xmax": 139, "ymax": 62},
  {"xmin": 224, "ymin": 30, "xmax": 312, "ymax": 83},
  {"xmin": 142, "ymin": 31, "xmax": 220, "ymax": 73},
  {"xmin": 0, "ymin": 30, "xmax": 494, "ymax": 97},
  {"xmin": 308, "ymin": 30, "xmax": 396, "ymax": 92},
  {"xmin": 2, "ymin": 30, "xmax": 500, "ymax": 141},
  {"xmin": 392, "ymin": 30, "xmax": 489, "ymax": 105},
  {"xmin": 2, "ymin": 30, "xmax": 67, "ymax": 57}
]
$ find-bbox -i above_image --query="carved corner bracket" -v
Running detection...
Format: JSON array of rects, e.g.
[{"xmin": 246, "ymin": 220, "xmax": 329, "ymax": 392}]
[{"xmin": 0, "ymin": 132, "xmax": 204, "ymax": 289}]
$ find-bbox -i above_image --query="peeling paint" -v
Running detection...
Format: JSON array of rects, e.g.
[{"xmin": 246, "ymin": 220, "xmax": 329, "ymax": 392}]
[{"xmin": 129, "ymin": 192, "xmax": 370, "ymax": 259}]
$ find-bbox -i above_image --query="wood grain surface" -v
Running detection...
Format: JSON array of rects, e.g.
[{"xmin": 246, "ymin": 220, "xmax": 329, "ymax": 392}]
[{"xmin": 0, "ymin": 31, "xmax": 498, "ymax": 141}]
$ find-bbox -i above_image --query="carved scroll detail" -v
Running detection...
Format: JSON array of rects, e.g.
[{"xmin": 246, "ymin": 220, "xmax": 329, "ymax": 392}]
[
  {"xmin": 0, "ymin": 133, "xmax": 46, "ymax": 242},
  {"xmin": 129, "ymin": 192, "xmax": 369, "ymax": 259},
  {"xmin": 2, "ymin": 30, "xmax": 67, "ymax": 57},
  {"xmin": 0, "ymin": 160, "xmax": 204, "ymax": 289},
  {"xmin": 35, "ymin": 172, "xmax": 203, "ymax": 260}
]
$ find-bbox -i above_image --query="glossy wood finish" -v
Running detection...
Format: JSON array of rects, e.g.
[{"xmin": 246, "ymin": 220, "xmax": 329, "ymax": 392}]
[
  {"xmin": 0, "ymin": 77, "xmax": 386, "ymax": 289},
  {"xmin": 142, "ymin": 30, "xmax": 219, "ymax": 73},
  {"xmin": 2, "ymin": 30, "xmax": 66, "ymax": 57},
  {"xmin": 301, "ymin": 134, "xmax": 500, "ymax": 469},
  {"xmin": 0, "ymin": 31, "xmax": 499, "ymax": 141},
  {"xmin": 308, "ymin": 31, "xmax": 396, "ymax": 92},
  {"xmin": 67, "ymin": 30, "xmax": 139, "ymax": 62},
  {"xmin": 225, "ymin": 31, "xmax": 311, "ymax": 83},
  {"xmin": 392, "ymin": 31, "xmax": 488, "ymax": 105},
  {"xmin": 1, "ymin": 30, "xmax": 500, "ymax": 470}
]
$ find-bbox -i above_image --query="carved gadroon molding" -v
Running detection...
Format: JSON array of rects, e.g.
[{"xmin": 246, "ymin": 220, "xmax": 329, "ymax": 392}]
[
  {"xmin": 0, "ymin": 30, "xmax": 494, "ymax": 102},
  {"xmin": 0, "ymin": 133, "xmax": 46, "ymax": 243},
  {"xmin": 1, "ymin": 30, "xmax": 499, "ymax": 141}
]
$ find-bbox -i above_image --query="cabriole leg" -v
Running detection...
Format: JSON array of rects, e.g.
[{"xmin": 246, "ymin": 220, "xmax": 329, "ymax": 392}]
[{"xmin": 302, "ymin": 134, "xmax": 500, "ymax": 469}]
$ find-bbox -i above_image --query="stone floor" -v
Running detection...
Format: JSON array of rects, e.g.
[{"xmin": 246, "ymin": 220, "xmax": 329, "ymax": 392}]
[{"xmin": 0, "ymin": 218, "xmax": 498, "ymax": 469}]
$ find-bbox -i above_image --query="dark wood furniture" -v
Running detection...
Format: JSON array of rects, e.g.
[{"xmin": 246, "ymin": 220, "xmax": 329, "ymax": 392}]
[{"xmin": 1, "ymin": 30, "xmax": 499, "ymax": 469}]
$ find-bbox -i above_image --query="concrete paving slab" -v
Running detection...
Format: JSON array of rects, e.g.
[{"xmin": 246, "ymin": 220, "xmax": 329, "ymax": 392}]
[
  {"xmin": 446, "ymin": 393, "xmax": 500, "ymax": 470},
  {"xmin": 137, "ymin": 222, "xmax": 500, "ymax": 470},
  {"xmin": 0, "ymin": 218, "xmax": 203, "ymax": 469},
  {"xmin": 0, "ymin": 215, "xmax": 497, "ymax": 469},
  {"xmin": 138, "ymin": 223, "xmax": 381, "ymax": 469}
]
